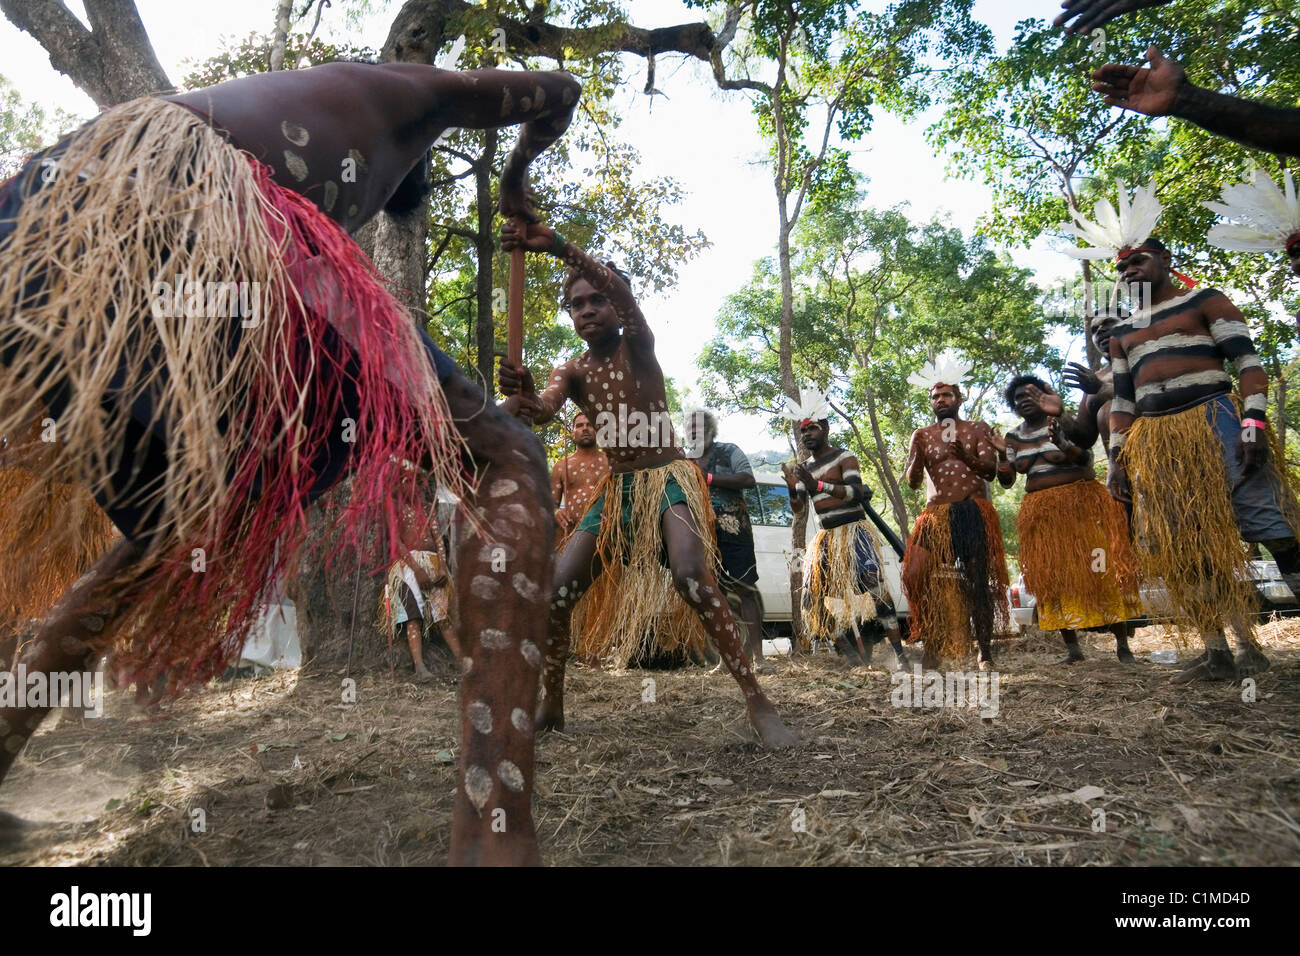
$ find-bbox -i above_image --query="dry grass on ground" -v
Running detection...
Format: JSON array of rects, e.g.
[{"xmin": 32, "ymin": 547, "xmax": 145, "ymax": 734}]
[{"xmin": 2, "ymin": 621, "xmax": 1298, "ymax": 866}]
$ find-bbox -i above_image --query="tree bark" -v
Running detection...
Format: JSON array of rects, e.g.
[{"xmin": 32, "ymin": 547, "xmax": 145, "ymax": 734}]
[
  {"xmin": 1, "ymin": 0, "xmax": 172, "ymax": 105},
  {"xmin": 1082, "ymin": 258, "xmax": 1100, "ymax": 369},
  {"xmin": 269, "ymin": 0, "xmax": 293, "ymax": 72},
  {"xmin": 862, "ymin": 387, "xmax": 910, "ymax": 537}
]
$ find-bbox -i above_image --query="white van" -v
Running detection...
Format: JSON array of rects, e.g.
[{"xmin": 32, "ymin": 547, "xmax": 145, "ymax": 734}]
[{"xmin": 745, "ymin": 470, "xmax": 910, "ymax": 639}]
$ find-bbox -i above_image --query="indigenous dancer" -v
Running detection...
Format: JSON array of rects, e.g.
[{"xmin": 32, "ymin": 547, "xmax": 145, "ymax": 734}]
[
  {"xmin": 1066, "ymin": 184, "xmax": 1300, "ymax": 683},
  {"xmin": 1063, "ymin": 306, "xmax": 1130, "ymax": 468},
  {"xmin": 684, "ymin": 408, "xmax": 765, "ymax": 670},
  {"xmin": 498, "ymin": 224, "xmax": 794, "ymax": 748},
  {"xmin": 551, "ymin": 412, "xmax": 609, "ymax": 545},
  {"xmin": 996, "ymin": 375, "xmax": 1142, "ymax": 663},
  {"xmin": 550, "ymin": 412, "xmax": 611, "ymax": 665},
  {"xmin": 381, "ymin": 505, "xmax": 460, "ymax": 681},
  {"xmin": 0, "ymin": 61, "xmax": 583, "ymax": 866},
  {"xmin": 780, "ymin": 391, "xmax": 905, "ymax": 669},
  {"xmin": 902, "ymin": 352, "xmax": 1011, "ymax": 671}
]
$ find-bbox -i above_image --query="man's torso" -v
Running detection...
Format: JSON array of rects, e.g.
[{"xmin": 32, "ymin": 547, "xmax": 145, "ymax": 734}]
[{"xmin": 915, "ymin": 420, "xmax": 993, "ymax": 506}]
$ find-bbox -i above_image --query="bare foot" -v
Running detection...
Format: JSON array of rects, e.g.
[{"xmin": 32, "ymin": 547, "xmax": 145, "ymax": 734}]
[
  {"xmin": 1115, "ymin": 645, "xmax": 1136, "ymax": 663},
  {"xmin": 1171, "ymin": 650, "xmax": 1235, "ymax": 684},
  {"xmin": 748, "ymin": 699, "xmax": 796, "ymax": 748},
  {"xmin": 1234, "ymin": 645, "xmax": 1270, "ymax": 676},
  {"xmin": 535, "ymin": 701, "xmax": 565, "ymax": 733},
  {"xmin": 1060, "ymin": 644, "xmax": 1085, "ymax": 665}
]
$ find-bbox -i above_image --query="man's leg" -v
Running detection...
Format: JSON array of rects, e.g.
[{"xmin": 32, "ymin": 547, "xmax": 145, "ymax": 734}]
[
  {"xmin": 405, "ymin": 619, "xmax": 433, "ymax": 680},
  {"xmin": 440, "ymin": 369, "xmax": 554, "ymax": 866},
  {"xmin": 661, "ymin": 503, "xmax": 794, "ymax": 747},
  {"xmin": 0, "ymin": 538, "xmax": 142, "ymax": 789},
  {"xmin": 540, "ymin": 529, "xmax": 604, "ymax": 731},
  {"xmin": 1060, "ymin": 629, "xmax": 1084, "ymax": 664},
  {"xmin": 737, "ymin": 588, "xmax": 764, "ymax": 667},
  {"xmin": 1111, "ymin": 622, "xmax": 1136, "ymax": 663}
]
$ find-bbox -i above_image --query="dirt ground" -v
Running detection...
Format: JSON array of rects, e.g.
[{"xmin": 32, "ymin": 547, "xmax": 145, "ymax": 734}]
[{"xmin": 2, "ymin": 621, "xmax": 1298, "ymax": 866}]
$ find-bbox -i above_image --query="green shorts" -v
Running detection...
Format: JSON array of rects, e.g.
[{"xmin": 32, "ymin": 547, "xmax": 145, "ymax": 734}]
[{"xmin": 575, "ymin": 465, "xmax": 690, "ymax": 538}]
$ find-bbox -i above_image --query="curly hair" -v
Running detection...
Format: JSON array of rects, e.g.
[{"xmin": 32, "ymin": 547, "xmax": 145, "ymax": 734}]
[{"xmin": 1004, "ymin": 374, "xmax": 1050, "ymax": 411}]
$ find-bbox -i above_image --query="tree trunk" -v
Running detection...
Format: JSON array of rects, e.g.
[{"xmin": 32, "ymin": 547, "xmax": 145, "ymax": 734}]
[
  {"xmin": 1277, "ymin": 372, "xmax": 1287, "ymax": 452},
  {"xmin": 863, "ymin": 387, "xmax": 910, "ymax": 537},
  {"xmin": 1082, "ymin": 259, "xmax": 1100, "ymax": 370},
  {"xmin": 0, "ymin": 0, "xmax": 172, "ymax": 105},
  {"xmin": 269, "ymin": 0, "xmax": 293, "ymax": 72},
  {"xmin": 295, "ymin": 6, "xmax": 448, "ymax": 671}
]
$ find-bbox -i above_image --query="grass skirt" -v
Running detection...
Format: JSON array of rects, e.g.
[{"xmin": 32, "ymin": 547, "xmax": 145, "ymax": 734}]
[
  {"xmin": 1123, "ymin": 402, "xmax": 1258, "ymax": 639},
  {"xmin": 570, "ymin": 460, "xmax": 715, "ymax": 668},
  {"xmin": 0, "ymin": 98, "xmax": 470, "ymax": 688},
  {"xmin": 1018, "ymin": 479, "xmax": 1143, "ymax": 631},
  {"xmin": 0, "ymin": 452, "xmax": 117, "ymax": 629},
  {"xmin": 802, "ymin": 521, "xmax": 893, "ymax": 647},
  {"xmin": 902, "ymin": 498, "xmax": 1011, "ymax": 660}
]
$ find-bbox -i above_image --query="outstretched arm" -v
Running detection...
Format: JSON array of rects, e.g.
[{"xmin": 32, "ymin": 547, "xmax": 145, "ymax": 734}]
[
  {"xmin": 431, "ymin": 68, "xmax": 582, "ymax": 219},
  {"xmin": 1054, "ymin": 0, "xmax": 1174, "ymax": 34},
  {"xmin": 1092, "ymin": 48, "xmax": 1300, "ymax": 156},
  {"xmin": 501, "ymin": 221, "xmax": 652, "ymax": 351}
]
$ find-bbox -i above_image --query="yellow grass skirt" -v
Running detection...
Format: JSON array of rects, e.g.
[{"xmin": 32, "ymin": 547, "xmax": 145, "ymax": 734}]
[
  {"xmin": 570, "ymin": 460, "xmax": 715, "ymax": 667},
  {"xmin": 902, "ymin": 498, "xmax": 1011, "ymax": 660},
  {"xmin": 0, "ymin": 465, "xmax": 117, "ymax": 629},
  {"xmin": 1123, "ymin": 403, "xmax": 1258, "ymax": 638},
  {"xmin": 1018, "ymin": 479, "xmax": 1143, "ymax": 631}
]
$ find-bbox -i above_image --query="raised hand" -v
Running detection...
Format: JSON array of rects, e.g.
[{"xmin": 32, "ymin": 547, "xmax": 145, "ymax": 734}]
[
  {"xmin": 1025, "ymin": 383, "xmax": 1064, "ymax": 417},
  {"xmin": 497, "ymin": 357, "xmax": 536, "ymax": 397},
  {"xmin": 989, "ymin": 427, "xmax": 1007, "ymax": 455},
  {"xmin": 1063, "ymin": 361, "xmax": 1103, "ymax": 395},
  {"xmin": 501, "ymin": 219, "xmax": 556, "ymax": 255},
  {"xmin": 794, "ymin": 463, "xmax": 818, "ymax": 494},
  {"xmin": 1092, "ymin": 46, "xmax": 1183, "ymax": 117},
  {"xmin": 1054, "ymin": 0, "xmax": 1174, "ymax": 35}
]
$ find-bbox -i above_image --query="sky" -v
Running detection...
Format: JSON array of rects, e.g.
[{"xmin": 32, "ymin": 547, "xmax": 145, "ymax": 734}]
[{"xmin": 0, "ymin": 0, "xmax": 1089, "ymax": 453}]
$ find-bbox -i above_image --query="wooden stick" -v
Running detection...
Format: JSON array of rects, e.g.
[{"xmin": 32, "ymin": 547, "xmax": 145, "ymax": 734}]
[{"xmin": 508, "ymin": 217, "xmax": 526, "ymax": 367}]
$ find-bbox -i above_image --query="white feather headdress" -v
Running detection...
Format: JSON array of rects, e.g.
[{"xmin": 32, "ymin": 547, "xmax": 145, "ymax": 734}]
[
  {"xmin": 907, "ymin": 349, "xmax": 972, "ymax": 392},
  {"xmin": 780, "ymin": 387, "xmax": 832, "ymax": 423},
  {"xmin": 1204, "ymin": 167, "xmax": 1300, "ymax": 254},
  {"xmin": 1059, "ymin": 180, "xmax": 1164, "ymax": 261}
]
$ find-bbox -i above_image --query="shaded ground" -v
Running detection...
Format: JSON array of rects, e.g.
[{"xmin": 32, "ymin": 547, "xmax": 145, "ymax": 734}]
[{"xmin": 2, "ymin": 622, "xmax": 1298, "ymax": 866}]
